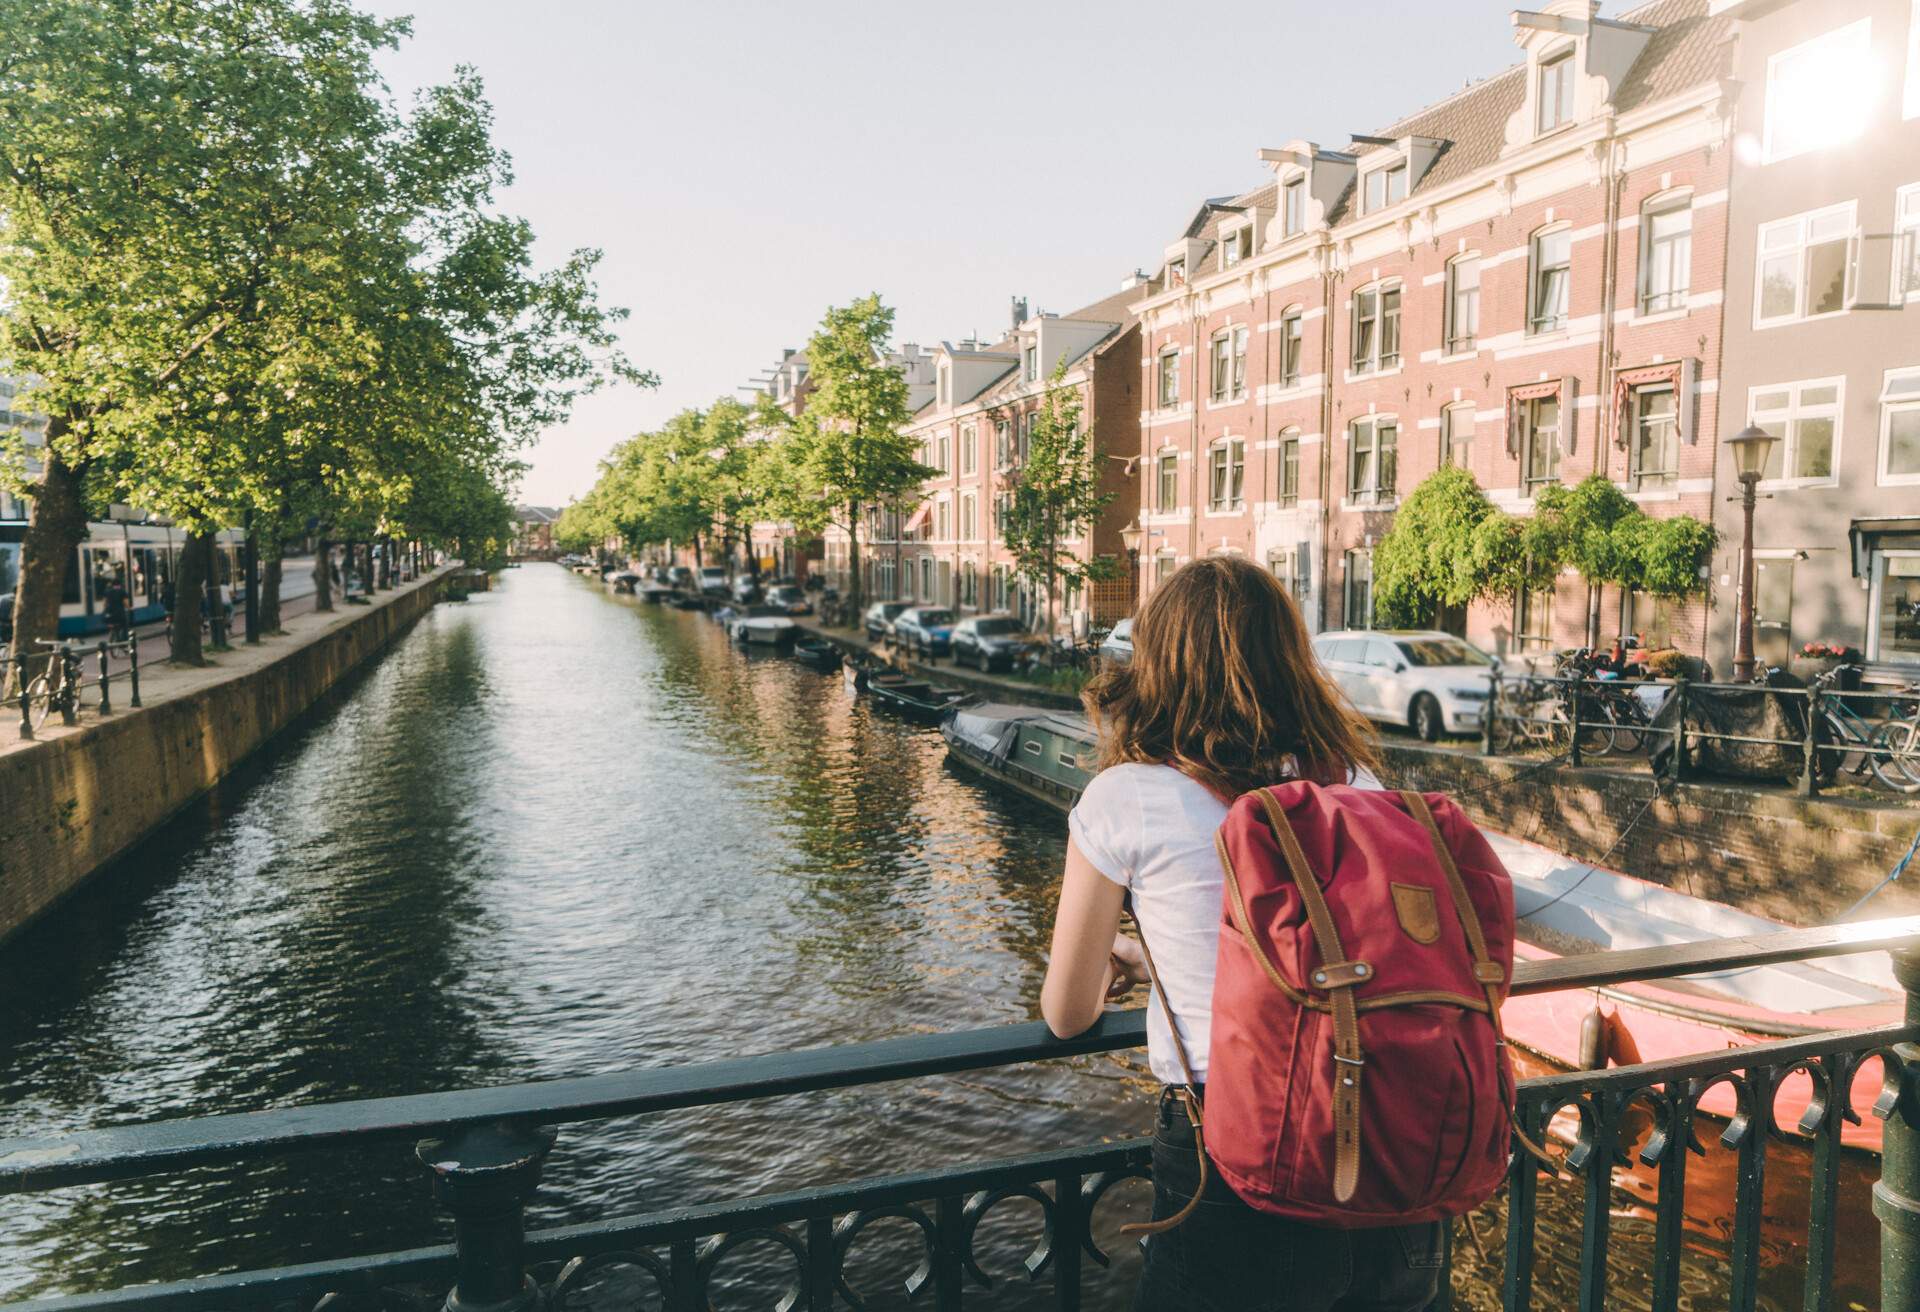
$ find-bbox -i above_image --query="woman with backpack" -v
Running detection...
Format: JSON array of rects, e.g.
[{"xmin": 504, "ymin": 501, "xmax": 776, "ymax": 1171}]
[{"xmin": 1040, "ymin": 556, "xmax": 1517, "ymax": 1311}]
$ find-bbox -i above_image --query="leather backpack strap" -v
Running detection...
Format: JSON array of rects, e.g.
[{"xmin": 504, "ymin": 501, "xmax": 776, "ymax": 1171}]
[
  {"xmin": 1253, "ymin": 789, "xmax": 1368, "ymax": 1205},
  {"xmin": 1120, "ymin": 902, "xmax": 1209, "ymax": 1237},
  {"xmin": 1401, "ymin": 790, "xmax": 1561, "ymax": 1173}
]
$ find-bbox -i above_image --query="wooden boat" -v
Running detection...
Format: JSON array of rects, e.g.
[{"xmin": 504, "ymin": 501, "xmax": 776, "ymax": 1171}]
[
  {"xmin": 866, "ymin": 672, "xmax": 968, "ymax": 723},
  {"xmin": 665, "ymin": 593, "xmax": 706, "ymax": 611},
  {"xmin": 609, "ymin": 571, "xmax": 640, "ymax": 594},
  {"xmin": 790, "ymin": 637, "xmax": 842, "ymax": 672},
  {"xmin": 732, "ymin": 615, "xmax": 799, "ymax": 648},
  {"xmin": 939, "ymin": 701, "xmax": 1903, "ymax": 1151},
  {"xmin": 638, "ymin": 582, "xmax": 675, "ymax": 604}
]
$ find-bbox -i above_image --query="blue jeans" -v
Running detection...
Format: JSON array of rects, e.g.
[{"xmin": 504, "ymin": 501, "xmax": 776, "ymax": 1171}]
[{"xmin": 1134, "ymin": 1090, "xmax": 1447, "ymax": 1312}]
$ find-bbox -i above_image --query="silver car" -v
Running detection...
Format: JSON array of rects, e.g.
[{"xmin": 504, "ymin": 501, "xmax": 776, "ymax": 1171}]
[
  {"xmin": 1311, "ymin": 630, "xmax": 1495, "ymax": 741},
  {"xmin": 1098, "ymin": 617, "xmax": 1133, "ymax": 666}
]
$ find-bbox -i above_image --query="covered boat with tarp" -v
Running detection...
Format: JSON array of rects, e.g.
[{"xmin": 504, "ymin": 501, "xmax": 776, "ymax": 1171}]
[
  {"xmin": 941, "ymin": 702, "xmax": 1097, "ymax": 809},
  {"xmin": 1646, "ymin": 670, "xmax": 1826, "ymax": 785}
]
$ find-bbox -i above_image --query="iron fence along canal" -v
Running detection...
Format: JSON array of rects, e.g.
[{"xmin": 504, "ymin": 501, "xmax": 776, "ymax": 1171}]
[{"xmin": 3, "ymin": 918, "xmax": 1919, "ymax": 1312}]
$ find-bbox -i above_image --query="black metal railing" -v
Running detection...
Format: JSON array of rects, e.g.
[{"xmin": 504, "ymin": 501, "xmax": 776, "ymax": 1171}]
[
  {"xmin": 1476, "ymin": 668, "xmax": 1920, "ymax": 797},
  {"xmin": 8, "ymin": 634, "xmax": 147, "ymax": 741},
  {"xmin": 5, "ymin": 918, "xmax": 1920, "ymax": 1312}
]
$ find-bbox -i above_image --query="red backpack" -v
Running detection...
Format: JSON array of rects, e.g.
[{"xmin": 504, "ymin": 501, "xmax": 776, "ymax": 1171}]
[{"xmin": 1131, "ymin": 783, "xmax": 1519, "ymax": 1232}]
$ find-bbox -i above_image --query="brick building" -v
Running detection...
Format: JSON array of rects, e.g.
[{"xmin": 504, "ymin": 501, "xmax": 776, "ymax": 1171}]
[
  {"xmin": 1130, "ymin": 0, "xmax": 1736, "ymax": 664},
  {"xmin": 876, "ymin": 290, "xmax": 1141, "ymax": 630},
  {"xmin": 1709, "ymin": 0, "xmax": 1920, "ymax": 672}
]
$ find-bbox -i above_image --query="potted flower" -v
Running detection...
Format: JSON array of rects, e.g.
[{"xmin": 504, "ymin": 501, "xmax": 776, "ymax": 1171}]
[{"xmin": 1795, "ymin": 641, "xmax": 1864, "ymax": 689}]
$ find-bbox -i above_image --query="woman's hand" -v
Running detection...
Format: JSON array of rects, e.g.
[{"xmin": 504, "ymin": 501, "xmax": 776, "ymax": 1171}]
[{"xmin": 1106, "ymin": 933, "xmax": 1149, "ymax": 999}]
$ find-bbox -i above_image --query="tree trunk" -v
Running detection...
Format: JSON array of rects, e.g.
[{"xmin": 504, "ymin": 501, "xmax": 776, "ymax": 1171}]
[
  {"xmin": 3, "ymin": 433, "xmax": 89, "ymax": 699},
  {"xmin": 260, "ymin": 548, "xmax": 284, "ymax": 633},
  {"xmin": 847, "ymin": 501, "xmax": 864, "ymax": 616},
  {"xmin": 1586, "ymin": 581, "xmax": 1603, "ymax": 649},
  {"xmin": 170, "ymin": 532, "xmax": 212, "ymax": 666},
  {"xmin": 312, "ymin": 538, "xmax": 334, "ymax": 613}
]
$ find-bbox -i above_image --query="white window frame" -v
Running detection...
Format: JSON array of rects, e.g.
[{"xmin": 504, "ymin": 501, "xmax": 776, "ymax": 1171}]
[
  {"xmin": 1528, "ymin": 224, "xmax": 1572, "ymax": 335},
  {"xmin": 1879, "ymin": 365, "xmax": 1920, "ymax": 486},
  {"xmin": 1748, "ymin": 376, "xmax": 1845, "ymax": 489},
  {"xmin": 1361, "ymin": 160, "xmax": 1408, "ymax": 215},
  {"xmin": 1638, "ymin": 193, "xmax": 1692, "ymax": 316},
  {"xmin": 960, "ymin": 422, "xmax": 976, "ymax": 476},
  {"xmin": 1282, "ymin": 177, "xmax": 1306, "ymax": 236},
  {"xmin": 1344, "ymin": 549, "xmax": 1374, "ymax": 630},
  {"xmin": 1764, "ymin": 19, "xmax": 1873, "ymax": 164},
  {"xmin": 1444, "ymin": 254, "xmax": 1479, "ymax": 355},
  {"xmin": 1908, "ymin": 0, "xmax": 1920, "ymax": 120},
  {"xmin": 1537, "ymin": 47, "xmax": 1576, "ymax": 135},
  {"xmin": 1868, "ymin": 549, "xmax": 1920, "ymax": 664},
  {"xmin": 1754, "ymin": 201, "xmax": 1857, "ymax": 328},
  {"xmin": 1279, "ymin": 309, "xmax": 1304, "ymax": 385},
  {"xmin": 1166, "ymin": 257, "xmax": 1186, "ymax": 288},
  {"xmin": 1348, "ymin": 415, "xmax": 1398, "ymax": 504},
  {"xmin": 1221, "ymin": 222, "xmax": 1253, "ymax": 268},
  {"xmin": 1278, "ymin": 430, "xmax": 1301, "ymax": 507},
  {"xmin": 1442, "ymin": 402, "xmax": 1474, "ymax": 469},
  {"xmin": 1156, "ymin": 449, "xmax": 1180, "ymax": 512},
  {"xmin": 960, "ymin": 491, "xmax": 977, "ymax": 541},
  {"xmin": 1898, "ymin": 183, "xmax": 1920, "ymax": 302},
  {"xmin": 1156, "ymin": 348, "xmax": 1180, "ymax": 409},
  {"xmin": 1022, "ymin": 342, "xmax": 1038, "ymax": 383},
  {"xmin": 1628, "ymin": 383, "xmax": 1679, "ymax": 491},
  {"xmin": 1351, "ymin": 281, "xmax": 1401, "ymax": 375},
  {"xmin": 1207, "ymin": 437, "xmax": 1246, "ymax": 512},
  {"xmin": 1520, "ymin": 394, "xmax": 1563, "ymax": 489},
  {"xmin": 1210, "ymin": 325, "xmax": 1248, "ymax": 401}
]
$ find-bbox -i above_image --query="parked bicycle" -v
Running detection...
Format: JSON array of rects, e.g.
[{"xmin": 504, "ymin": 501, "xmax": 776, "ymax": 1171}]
[
  {"xmin": 21, "ymin": 641, "xmax": 85, "ymax": 733},
  {"xmin": 1815, "ymin": 665, "xmax": 1920, "ymax": 793},
  {"xmin": 1487, "ymin": 671, "xmax": 1571, "ymax": 753}
]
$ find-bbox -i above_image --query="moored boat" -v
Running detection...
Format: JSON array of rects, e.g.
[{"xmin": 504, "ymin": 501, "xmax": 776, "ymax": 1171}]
[
  {"xmin": 866, "ymin": 672, "xmax": 968, "ymax": 723},
  {"xmin": 791, "ymin": 637, "xmax": 841, "ymax": 672},
  {"xmin": 938, "ymin": 700, "xmax": 1904, "ymax": 1150},
  {"xmin": 609, "ymin": 571, "xmax": 640, "ymax": 594},
  {"xmin": 731, "ymin": 615, "xmax": 799, "ymax": 648}
]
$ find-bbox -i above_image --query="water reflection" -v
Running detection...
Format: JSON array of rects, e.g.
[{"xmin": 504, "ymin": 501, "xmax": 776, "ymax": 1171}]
[{"xmin": 0, "ymin": 566, "xmax": 1882, "ymax": 1308}]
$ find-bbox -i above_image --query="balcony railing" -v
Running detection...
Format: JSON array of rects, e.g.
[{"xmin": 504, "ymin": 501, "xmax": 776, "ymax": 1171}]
[{"xmin": 4, "ymin": 918, "xmax": 1920, "ymax": 1311}]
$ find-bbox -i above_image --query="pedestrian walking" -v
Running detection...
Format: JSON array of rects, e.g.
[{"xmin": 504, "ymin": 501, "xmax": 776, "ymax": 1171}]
[{"xmin": 1040, "ymin": 556, "xmax": 1518, "ymax": 1312}]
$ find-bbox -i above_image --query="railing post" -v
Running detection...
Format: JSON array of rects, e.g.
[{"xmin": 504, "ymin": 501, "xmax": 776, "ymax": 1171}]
[
  {"xmin": 1800, "ymin": 685, "xmax": 1822, "ymax": 799},
  {"xmin": 1670, "ymin": 677, "xmax": 1689, "ymax": 784},
  {"xmin": 1878, "ymin": 949, "xmax": 1920, "ymax": 1312},
  {"xmin": 127, "ymin": 633, "xmax": 142, "ymax": 708},
  {"xmin": 96, "ymin": 641, "xmax": 112, "ymax": 715},
  {"xmin": 416, "ymin": 1121, "xmax": 557, "ymax": 1312},
  {"xmin": 1482, "ymin": 669, "xmax": 1499, "ymax": 757},
  {"xmin": 1568, "ymin": 678, "xmax": 1584, "ymax": 769},
  {"xmin": 59, "ymin": 650, "xmax": 78, "ymax": 727},
  {"xmin": 15, "ymin": 658, "xmax": 30, "ymax": 740}
]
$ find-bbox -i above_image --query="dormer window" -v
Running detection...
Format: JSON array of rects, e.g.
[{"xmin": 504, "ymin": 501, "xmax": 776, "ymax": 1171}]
[
  {"xmin": 937, "ymin": 364, "xmax": 950, "ymax": 406},
  {"xmin": 1022, "ymin": 342, "xmax": 1038, "ymax": 383},
  {"xmin": 1222, "ymin": 225, "xmax": 1253, "ymax": 268},
  {"xmin": 1362, "ymin": 162, "xmax": 1407, "ymax": 214},
  {"xmin": 1167, "ymin": 257, "xmax": 1187, "ymax": 288},
  {"xmin": 1282, "ymin": 178, "xmax": 1305, "ymax": 236},
  {"xmin": 1537, "ymin": 48, "xmax": 1575, "ymax": 134}
]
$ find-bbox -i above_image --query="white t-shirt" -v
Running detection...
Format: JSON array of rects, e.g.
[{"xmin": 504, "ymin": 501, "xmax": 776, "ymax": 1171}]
[{"xmin": 1066, "ymin": 761, "xmax": 1380, "ymax": 1085}]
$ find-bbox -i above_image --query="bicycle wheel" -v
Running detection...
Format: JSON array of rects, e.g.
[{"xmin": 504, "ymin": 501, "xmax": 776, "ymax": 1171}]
[
  {"xmin": 1822, "ymin": 711, "xmax": 1871, "ymax": 777},
  {"xmin": 1571, "ymin": 698, "xmax": 1617, "ymax": 756},
  {"xmin": 1870, "ymin": 719, "xmax": 1920, "ymax": 793},
  {"xmin": 1605, "ymin": 695, "xmax": 1647, "ymax": 754},
  {"xmin": 25, "ymin": 674, "xmax": 51, "ymax": 732}
]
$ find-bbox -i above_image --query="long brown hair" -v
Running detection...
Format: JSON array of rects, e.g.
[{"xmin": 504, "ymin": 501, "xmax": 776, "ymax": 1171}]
[{"xmin": 1084, "ymin": 556, "xmax": 1378, "ymax": 795}]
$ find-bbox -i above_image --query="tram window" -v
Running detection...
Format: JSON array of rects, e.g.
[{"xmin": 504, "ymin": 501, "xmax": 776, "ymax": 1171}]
[
  {"xmin": 62, "ymin": 555, "xmax": 82, "ymax": 605},
  {"xmin": 0, "ymin": 544, "xmax": 18, "ymax": 596}
]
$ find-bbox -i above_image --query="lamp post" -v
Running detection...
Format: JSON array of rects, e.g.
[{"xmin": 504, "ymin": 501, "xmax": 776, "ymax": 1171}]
[
  {"xmin": 1118, "ymin": 518, "xmax": 1143, "ymax": 606},
  {"xmin": 1727, "ymin": 423, "xmax": 1779, "ymax": 683}
]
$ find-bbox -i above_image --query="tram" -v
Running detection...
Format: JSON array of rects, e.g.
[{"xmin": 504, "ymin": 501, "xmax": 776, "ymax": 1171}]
[{"xmin": 0, "ymin": 517, "xmax": 245, "ymax": 639}]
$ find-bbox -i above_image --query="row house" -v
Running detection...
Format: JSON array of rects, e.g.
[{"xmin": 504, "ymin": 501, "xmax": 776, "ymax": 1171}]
[
  {"xmin": 870, "ymin": 291, "xmax": 1140, "ymax": 629},
  {"xmin": 744, "ymin": 347, "xmax": 817, "ymax": 581},
  {"xmin": 1710, "ymin": 0, "xmax": 1920, "ymax": 671},
  {"xmin": 1131, "ymin": 0, "xmax": 1735, "ymax": 664}
]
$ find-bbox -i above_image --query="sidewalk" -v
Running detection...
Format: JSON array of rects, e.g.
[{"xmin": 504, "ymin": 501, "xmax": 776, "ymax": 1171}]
[
  {"xmin": 797, "ymin": 619, "xmax": 1085, "ymax": 711},
  {"xmin": 2, "ymin": 569, "xmax": 449, "ymax": 757}
]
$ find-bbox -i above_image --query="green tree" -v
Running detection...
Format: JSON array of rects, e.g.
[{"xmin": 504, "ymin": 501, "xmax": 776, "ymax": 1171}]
[
  {"xmin": 1001, "ymin": 363, "xmax": 1116, "ymax": 650},
  {"xmin": 1370, "ymin": 465, "xmax": 1501, "ymax": 627},
  {"xmin": 780, "ymin": 296, "xmax": 930, "ymax": 613}
]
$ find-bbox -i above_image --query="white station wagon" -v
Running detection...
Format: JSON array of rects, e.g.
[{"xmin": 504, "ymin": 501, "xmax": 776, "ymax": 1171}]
[{"xmin": 1310, "ymin": 629, "xmax": 1496, "ymax": 741}]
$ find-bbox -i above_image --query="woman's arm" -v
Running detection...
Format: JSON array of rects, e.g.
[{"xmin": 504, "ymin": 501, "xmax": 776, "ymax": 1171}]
[{"xmin": 1040, "ymin": 837, "xmax": 1133, "ymax": 1039}]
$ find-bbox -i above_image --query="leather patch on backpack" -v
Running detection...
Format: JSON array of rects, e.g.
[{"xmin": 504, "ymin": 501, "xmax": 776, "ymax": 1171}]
[{"xmin": 1391, "ymin": 883, "xmax": 1441, "ymax": 945}]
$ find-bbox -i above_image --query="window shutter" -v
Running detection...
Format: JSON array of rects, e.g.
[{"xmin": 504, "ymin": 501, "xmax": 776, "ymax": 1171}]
[
  {"xmin": 1559, "ymin": 376, "xmax": 1578, "ymax": 457},
  {"xmin": 1505, "ymin": 392, "xmax": 1522, "ymax": 458},
  {"xmin": 1678, "ymin": 358, "xmax": 1698, "ymax": 445}
]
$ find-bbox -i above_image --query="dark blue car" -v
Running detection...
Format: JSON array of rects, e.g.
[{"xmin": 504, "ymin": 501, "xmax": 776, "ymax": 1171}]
[{"xmin": 891, "ymin": 606, "xmax": 955, "ymax": 658}]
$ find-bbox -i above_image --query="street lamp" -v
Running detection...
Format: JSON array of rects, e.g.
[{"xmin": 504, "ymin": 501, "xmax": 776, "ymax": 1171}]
[
  {"xmin": 1727, "ymin": 423, "xmax": 1779, "ymax": 683},
  {"xmin": 1118, "ymin": 519, "xmax": 1143, "ymax": 603}
]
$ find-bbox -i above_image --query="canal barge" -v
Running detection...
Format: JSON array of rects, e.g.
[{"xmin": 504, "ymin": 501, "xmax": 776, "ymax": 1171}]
[
  {"xmin": 940, "ymin": 702, "xmax": 1904, "ymax": 1150},
  {"xmin": 790, "ymin": 637, "xmax": 841, "ymax": 672}
]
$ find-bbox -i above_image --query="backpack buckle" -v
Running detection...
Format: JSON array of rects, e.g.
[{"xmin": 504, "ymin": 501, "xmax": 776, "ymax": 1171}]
[{"xmin": 1332, "ymin": 1054, "xmax": 1366, "ymax": 1067}]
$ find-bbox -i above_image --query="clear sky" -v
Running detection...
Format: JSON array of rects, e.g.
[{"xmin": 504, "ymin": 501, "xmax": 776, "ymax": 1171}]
[{"xmin": 356, "ymin": 1, "xmax": 1628, "ymax": 508}]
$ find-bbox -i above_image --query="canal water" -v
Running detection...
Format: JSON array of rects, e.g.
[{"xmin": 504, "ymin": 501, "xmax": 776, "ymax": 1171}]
[{"xmin": 0, "ymin": 564, "xmax": 1879, "ymax": 1308}]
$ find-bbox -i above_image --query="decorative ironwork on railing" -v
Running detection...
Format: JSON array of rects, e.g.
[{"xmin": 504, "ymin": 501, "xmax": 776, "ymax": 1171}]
[{"xmin": 4, "ymin": 918, "xmax": 1920, "ymax": 1312}]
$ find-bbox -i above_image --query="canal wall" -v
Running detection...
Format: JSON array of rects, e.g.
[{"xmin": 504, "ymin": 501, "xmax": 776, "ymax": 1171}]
[
  {"xmin": 0, "ymin": 572, "xmax": 450, "ymax": 946},
  {"xmin": 1378, "ymin": 743, "xmax": 1920, "ymax": 927}
]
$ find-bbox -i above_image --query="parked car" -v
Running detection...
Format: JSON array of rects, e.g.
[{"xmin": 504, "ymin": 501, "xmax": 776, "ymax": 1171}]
[
  {"xmin": 767, "ymin": 584, "xmax": 811, "ymax": 615},
  {"xmin": 730, "ymin": 576, "xmax": 761, "ymax": 605},
  {"xmin": 892, "ymin": 606, "xmax": 956, "ymax": 658},
  {"xmin": 863, "ymin": 601, "xmax": 909, "ymax": 642},
  {"xmin": 1310, "ymin": 629, "xmax": 1495, "ymax": 741},
  {"xmin": 1098, "ymin": 617, "xmax": 1133, "ymax": 667},
  {"xmin": 952, "ymin": 614, "xmax": 1031, "ymax": 672},
  {"xmin": 698, "ymin": 566, "xmax": 729, "ymax": 598}
]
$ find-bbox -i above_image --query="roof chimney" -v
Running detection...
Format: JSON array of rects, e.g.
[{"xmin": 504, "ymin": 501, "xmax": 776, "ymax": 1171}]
[
  {"xmin": 1118, "ymin": 269, "xmax": 1149, "ymax": 291},
  {"xmin": 1011, "ymin": 296, "xmax": 1028, "ymax": 331}
]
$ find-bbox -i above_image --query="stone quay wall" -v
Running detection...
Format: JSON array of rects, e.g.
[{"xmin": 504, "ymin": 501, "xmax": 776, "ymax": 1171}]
[{"xmin": 0, "ymin": 572, "xmax": 448, "ymax": 946}]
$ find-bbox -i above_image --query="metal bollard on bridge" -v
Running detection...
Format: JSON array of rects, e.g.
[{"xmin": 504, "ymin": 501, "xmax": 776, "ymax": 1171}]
[
  {"xmin": 1877, "ymin": 949, "xmax": 1920, "ymax": 1312},
  {"xmin": 416, "ymin": 1121, "xmax": 557, "ymax": 1312}
]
